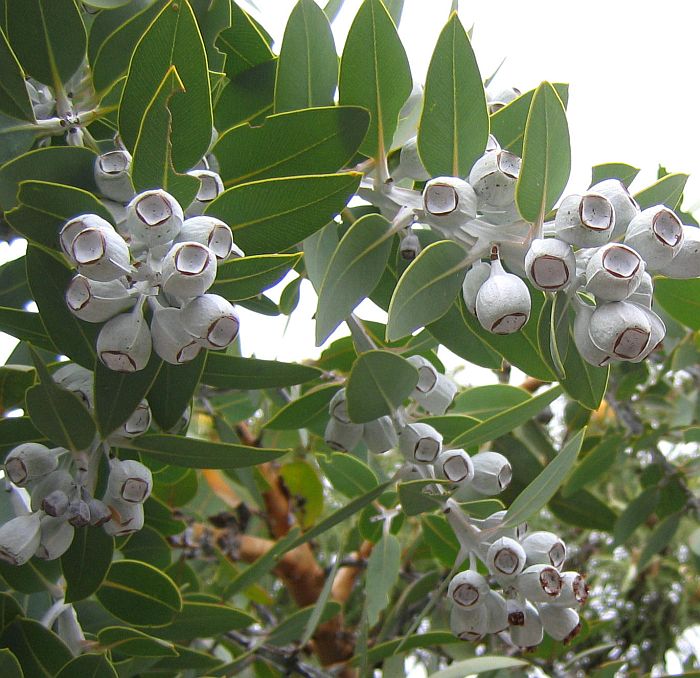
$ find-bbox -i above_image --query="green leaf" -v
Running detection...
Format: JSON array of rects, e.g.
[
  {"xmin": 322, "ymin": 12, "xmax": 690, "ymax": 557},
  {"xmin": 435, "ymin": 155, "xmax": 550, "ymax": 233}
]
[
  {"xmin": 205, "ymin": 172, "xmax": 361, "ymax": 255},
  {"xmin": 25, "ymin": 346, "xmax": 96, "ymax": 450},
  {"xmin": 516, "ymin": 81, "xmax": 571, "ymax": 224},
  {"xmin": 146, "ymin": 602, "xmax": 255, "ymax": 641},
  {"xmin": 654, "ymin": 278, "xmax": 700, "ymax": 330},
  {"xmin": 0, "ymin": 417, "xmax": 45, "ymax": 458},
  {"xmin": 590, "ymin": 162, "xmax": 639, "ymax": 188},
  {"xmin": 119, "ymin": 0, "xmax": 212, "ymax": 171},
  {"xmin": 637, "ymin": 512, "xmax": 682, "ymax": 571},
  {"xmin": 316, "ymin": 451, "xmax": 378, "ymax": 498},
  {"xmin": 275, "ymin": 0, "xmax": 338, "ymax": 112},
  {"xmin": 0, "ymin": 256, "xmax": 30, "ymax": 309},
  {"xmin": 62, "ymin": 526, "xmax": 114, "ymax": 603},
  {"xmin": 421, "ymin": 514, "xmax": 459, "ymax": 567},
  {"xmin": 303, "ymin": 220, "xmax": 339, "ymax": 292},
  {"xmin": 562, "ymin": 434, "xmax": 623, "ymax": 498},
  {"xmin": 398, "ymin": 479, "xmax": 451, "ymax": 516},
  {"xmin": 366, "ymin": 533, "xmax": 401, "ymax": 626},
  {"xmin": 0, "ymin": 649, "xmax": 22, "ymax": 678},
  {"xmin": 96, "ymin": 560, "xmax": 182, "ymax": 627},
  {"xmin": 0, "ymin": 559, "xmax": 60, "ymax": 595},
  {"xmin": 0, "ymin": 28, "xmax": 33, "ymax": 121},
  {"xmin": 214, "ymin": 107, "xmax": 369, "ymax": 188},
  {"xmin": 0, "ymin": 594, "xmax": 22, "ymax": 630},
  {"xmin": 97, "ymin": 626, "xmax": 178, "ymax": 658},
  {"xmin": 346, "ymin": 349, "xmax": 418, "ymax": 423},
  {"xmin": 6, "ymin": 0, "xmax": 86, "ymax": 89},
  {"xmin": 131, "ymin": 66, "xmax": 200, "ymax": 207},
  {"xmin": 0, "ymin": 307, "xmax": 54, "ymax": 352},
  {"xmin": 266, "ymin": 384, "xmax": 341, "ymax": 430},
  {"xmin": 550, "ymin": 489, "xmax": 617, "ymax": 531},
  {"xmin": 316, "ymin": 214, "xmax": 394, "ymax": 344},
  {"xmin": 300, "ymin": 553, "xmax": 343, "ymax": 647},
  {"xmin": 387, "ymin": 241, "xmax": 467, "ymax": 341},
  {"xmin": 418, "ymin": 14, "xmax": 488, "ymax": 177},
  {"xmin": 55, "ymin": 655, "xmax": 117, "ymax": 678},
  {"xmin": 428, "ymin": 656, "xmax": 528, "ymax": 678},
  {"xmin": 0, "ymin": 619, "xmax": 71, "ymax": 678},
  {"xmin": 267, "ymin": 602, "xmax": 340, "ymax": 646},
  {"xmin": 633, "ymin": 173, "xmax": 688, "ymax": 210},
  {"xmin": 0, "ymin": 365, "xmax": 34, "ymax": 412},
  {"xmin": 279, "ymin": 461, "xmax": 324, "ymax": 528},
  {"xmin": 452, "ymin": 384, "xmax": 529, "ymax": 419},
  {"xmin": 123, "ymin": 433, "xmax": 287, "ymax": 469},
  {"xmin": 120, "ymin": 526, "xmax": 171, "ymax": 569},
  {"xmin": 561, "ymin": 322, "xmax": 609, "ymax": 410},
  {"xmin": 211, "ymin": 253, "xmax": 303, "ymax": 301},
  {"xmin": 338, "ymin": 0, "xmax": 412, "ymax": 158},
  {"xmin": 279, "ymin": 276, "xmax": 302, "ymax": 315},
  {"xmin": 613, "ymin": 487, "xmax": 659, "ymax": 546},
  {"xmin": 351, "ymin": 632, "xmax": 459, "ymax": 667},
  {"xmin": 201, "ymin": 354, "xmax": 321, "ymax": 389},
  {"xmin": 503, "ymin": 428, "xmax": 585, "ymax": 528}
]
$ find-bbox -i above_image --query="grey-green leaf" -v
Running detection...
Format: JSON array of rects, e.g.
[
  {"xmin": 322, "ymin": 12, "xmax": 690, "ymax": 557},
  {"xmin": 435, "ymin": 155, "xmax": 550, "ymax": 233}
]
[
  {"xmin": 0, "ymin": 28, "xmax": 33, "ymax": 121},
  {"xmin": 366, "ymin": 533, "xmax": 401, "ymax": 626}
]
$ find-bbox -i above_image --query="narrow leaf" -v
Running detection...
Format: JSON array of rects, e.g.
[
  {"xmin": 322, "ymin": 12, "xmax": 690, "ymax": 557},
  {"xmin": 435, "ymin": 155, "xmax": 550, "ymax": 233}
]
[
  {"xmin": 366, "ymin": 534, "xmax": 401, "ymax": 626},
  {"xmin": 201, "ymin": 354, "xmax": 321, "ymax": 389},
  {"xmin": 633, "ymin": 173, "xmax": 688, "ymax": 210},
  {"xmin": 212, "ymin": 253, "xmax": 302, "ymax": 301},
  {"xmin": 0, "ymin": 28, "xmax": 33, "ymax": 120}
]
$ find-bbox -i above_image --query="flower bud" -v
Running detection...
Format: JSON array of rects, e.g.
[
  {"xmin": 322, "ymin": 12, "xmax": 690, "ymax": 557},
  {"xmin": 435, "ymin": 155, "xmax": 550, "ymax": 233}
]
[
  {"xmin": 29, "ymin": 470, "xmax": 74, "ymax": 513},
  {"xmin": 87, "ymin": 497, "xmax": 113, "ymax": 527},
  {"xmin": 185, "ymin": 170, "xmax": 224, "ymax": 217},
  {"xmin": 470, "ymin": 451, "xmax": 512, "ymax": 495},
  {"xmin": 450, "ymin": 604, "xmax": 488, "ymax": 641},
  {"xmin": 522, "ymin": 531, "xmax": 567, "ymax": 568},
  {"xmin": 510, "ymin": 601, "xmax": 543, "ymax": 648},
  {"xmin": 588, "ymin": 301, "xmax": 651, "ymax": 361},
  {"xmin": 65, "ymin": 275, "xmax": 135, "ymax": 323},
  {"xmin": 400, "ymin": 231, "xmax": 421, "ymax": 260},
  {"xmin": 625, "ymin": 206, "xmax": 683, "ymax": 271},
  {"xmin": 475, "ymin": 258, "xmax": 531, "ymax": 335},
  {"xmin": 555, "ymin": 193, "xmax": 615, "ymax": 247},
  {"xmin": 176, "ymin": 216, "xmax": 236, "ymax": 260},
  {"xmin": 94, "ymin": 150, "xmax": 134, "ymax": 203},
  {"xmin": 110, "ymin": 400, "xmax": 152, "ymax": 441},
  {"xmin": 67, "ymin": 500, "xmax": 91, "ymax": 527},
  {"xmin": 589, "ymin": 179, "xmax": 640, "ymax": 238},
  {"xmin": 484, "ymin": 590, "xmax": 509, "ymax": 634},
  {"xmin": 398, "ymin": 423, "xmax": 443, "ymax": 463},
  {"xmin": 447, "ymin": 569, "xmax": 490, "ymax": 608},
  {"xmin": 35, "ymin": 516, "xmax": 74, "ymax": 560},
  {"xmin": 628, "ymin": 272, "xmax": 653, "ymax": 309},
  {"xmin": 0, "ymin": 513, "xmax": 41, "ymax": 565},
  {"xmin": 42, "ymin": 490, "xmax": 70, "ymax": 517},
  {"xmin": 151, "ymin": 307, "xmax": 202, "ymax": 365},
  {"xmin": 70, "ymin": 227, "xmax": 131, "ymax": 283},
  {"xmin": 126, "ymin": 189, "xmax": 183, "ymax": 246},
  {"xmin": 4, "ymin": 443, "xmax": 58, "ymax": 486},
  {"xmin": 486, "ymin": 537, "xmax": 526, "ymax": 578},
  {"xmin": 462, "ymin": 261, "xmax": 490, "ymax": 315},
  {"xmin": 102, "ymin": 498, "xmax": 144, "ymax": 536},
  {"xmin": 516, "ymin": 564, "xmax": 563, "ymax": 603},
  {"xmin": 537, "ymin": 604, "xmax": 581, "ymax": 643},
  {"xmin": 553, "ymin": 571, "xmax": 588, "ymax": 607},
  {"xmin": 362, "ymin": 416, "xmax": 398, "ymax": 454},
  {"xmin": 657, "ymin": 225, "xmax": 700, "ymax": 279},
  {"xmin": 181, "ymin": 294, "xmax": 239, "ymax": 350},
  {"xmin": 324, "ymin": 417, "xmax": 363, "ymax": 452},
  {"xmin": 107, "ymin": 458, "xmax": 153, "ymax": 504},
  {"xmin": 161, "ymin": 242, "xmax": 217, "ymax": 302},
  {"xmin": 629, "ymin": 305, "xmax": 665, "ymax": 363},
  {"xmin": 468, "ymin": 150, "xmax": 521, "ymax": 208},
  {"xmin": 572, "ymin": 301, "xmax": 611, "ymax": 367},
  {"xmin": 66, "ymin": 126, "xmax": 85, "ymax": 147},
  {"xmin": 585, "ymin": 243, "xmax": 645, "ymax": 302},
  {"xmin": 97, "ymin": 310, "xmax": 152, "ymax": 372},
  {"xmin": 422, "ymin": 177, "xmax": 477, "ymax": 232},
  {"xmin": 435, "ymin": 449, "xmax": 474, "ymax": 484},
  {"xmin": 524, "ymin": 238, "xmax": 576, "ymax": 292}
]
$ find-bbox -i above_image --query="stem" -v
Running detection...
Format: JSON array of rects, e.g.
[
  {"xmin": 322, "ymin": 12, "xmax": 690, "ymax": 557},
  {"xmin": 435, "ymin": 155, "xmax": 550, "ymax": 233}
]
[{"xmin": 40, "ymin": 598, "xmax": 68, "ymax": 629}]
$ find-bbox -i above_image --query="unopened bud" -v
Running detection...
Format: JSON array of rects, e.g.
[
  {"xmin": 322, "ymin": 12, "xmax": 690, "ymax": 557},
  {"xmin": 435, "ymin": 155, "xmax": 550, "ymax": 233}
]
[
  {"xmin": 324, "ymin": 417, "xmax": 363, "ymax": 452},
  {"xmin": 525, "ymin": 238, "xmax": 576, "ymax": 292},
  {"xmin": 486, "ymin": 537, "xmax": 526, "ymax": 578},
  {"xmin": 435, "ymin": 449, "xmax": 474, "ymax": 484},
  {"xmin": 35, "ymin": 516, "xmax": 74, "ymax": 560},
  {"xmin": 400, "ymin": 232, "xmax": 421, "ymax": 260},
  {"xmin": 422, "ymin": 177, "xmax": 477, "ymax": 233},
  {"xmin": 30, "ymin": 470, "xmax": 74, "ymax": 513},
  {"xmin": 589, "ymin": 179, "xmax": 640, "ymax": 238},
  {"xmin": 126, "ymin": 189, "xmax": 183, "ymax": 246},
  {"xmin": 657, "ymin": 225, "xmax": 700, "ymax": 279},
  {"xmin": 67, "ymin": 500, "xmax": 91, "ymax": 527},
  {"xmin": 362, "ymin": 416, "xmax": 398, "ymax": 454},
  {"xmin": 537, "ymin": 604, "xmax": 581, "ymax": 643},
  {"xmin": 476, "ymin": 258, "xmax": 531, "ymax": 335},
  {"xmin": 470, "ymin": 451, "xmax": 512, "ymax": 495},
  {"xmin": 176, "ymin": 216, "xmax": 236, "ymax": 260},
  {"xmin": 66, "ymin": 275, "xmax": 135, "ymax": 323},
  {"xmin": 462, "ymin": 261, "xmax": 491, "ymax": 315},
  {"xmin": 0, "ymin": 513, "xmax": 41, "ymax": 565},
  {"xmin": 448, "ymin": 569, "xmax": 490, "ymax": 609},
  {"xmin": 555, "ymin": 193, "xmax": 615, "ymax": 247},
  {"xmin": 468, "ymin": 150, "xmax": 521, "ymax": 209},
  {"xmin": 181, "ymin": 294, "xmax": 239, "ymax": 350},
  {"xmin": 185, "ymin": 170, "xmax": 224, "ymax": 217},
  {"xmin": 517, "ymin": 564, "xmax": 563, "ymax": 602},
  {"xmin": 94, "ymin": 150, "xmax": 134, "ymax": 203},
  {"xmin": 585, "ymin": 243, "xmax": 645, "ymax": 302},
  {"xmin": 161, "ymin": 242, "xmax": 217, "ymax": 302},
  {"xmin": 522, "ymin": 531, "xmax": 567, "ymax": 568},
  {"xmin": 398, "ymin": 423, "xmax": 443, "ymax": 463},
  {"xmin": 102, "ymin": 498, "xmax": 144, "ymax": 536},
  {"xmin": 588, "ymin": 301, "xmax": 651, "ymax": 361},
  {"xmin": 97, "ymin": 310, "xmax": 152, "ymax": 372},
  {"xmin": 510, "ymin": 601, "xmax": 543, "ymax": 648},
  {"xmin": 42, "ymin": 490, "xmax": 70, "ymax": 517},
  {"xmin": 151, "ymin": 307, "xmax": 202, "ymax": 365},
  {"xmin": 107, "ymin": 458, "xmax": 153, "ymax": 504},
  {"xmin": 4, "ymin": 443, "xmax": 58, "ymax": 486},
  {"xmin": 87, "ymin": 497, "xmax": 113, "ymax": 527}
]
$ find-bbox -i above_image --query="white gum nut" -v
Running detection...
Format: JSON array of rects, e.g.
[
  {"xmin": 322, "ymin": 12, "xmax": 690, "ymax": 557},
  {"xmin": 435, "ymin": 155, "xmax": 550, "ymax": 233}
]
[
  {"xmin": 97, "ymin": 310, "xmax": 152, "ymax": 372},
  {"xmin": 415, "ymin": 375, "xmax": 458, "ymax": 415},
  {"xmin": 470, "ymin": 451, "xmax": 512, "ymax": 495},
  {"xmin": 486, "ymin": 536, "xmax": 527, "ymax": 578},
  {"xmin": 35, "ymin": 516, "xmax": 75, "ymax": 560},
  {"xmin": 657, "ymin": 225, "xmax": 700, "ymax": 279},
  {"xmin": 462, "ymin": 261, "xmax": 491, "ymax": 315},
  {"xmin": 522, "ymin": 531, "xmax": 567, "ymax": 568},
  {"xmin": 103, "ymin": 498, "xmax": 145, "ymax": 536},
  {"xmin": 516, "ymin": 564, "xmax": 563, "ymax": 603},
  {"xmin": 399, "ymin": 232, "xmax": 421, "ymax": 260},
  {"xmin": 448, "ymin": 569, "xmax": 490, "ymax": 609},
  {"xmin": 476, "ymin": 259, "xmax": 531, "ymax": 335},
  {"xmin": 525, "ymin": 238, "xmax": 576, "ymax": 291},
  {"xmin": 629, "ymin": 305, "xmax": 666, "ymax": 363},
  {"xmin": 510, "ymin": 602, "xmax": 544, "ymax": 648},
  {"xmin": 487, "ymin": 86, "xmax": 521, "ymax": 111},
  {"xmin": 65, "ymin": 275, "xmax": 135, "ymax": 323},
  {"xmin": 71, "ymin": 227, "xmax": 131, "ymax": 282},
  {"xmin": 151, "ymin": 307, "xmax": 202, "ymax": 365},
  {"xmin": 324, "ymin": 417, "xmax": 363, "ymax": 452},
  {"xmin": 328, "ymin": 388, "xmax": 351, "ymax": 423},
  {"xmin": 406, "ymin": 355, "xmax": 439, "ymax": 395},
  {"xmin": 185, "ymin": 170, "xmax": 225, "ymax": 217},
  {"xmin": 422, "ymin": 177, "xmax": 477, "ymax": 231},
  {"xmin": 585, "ymin": 243, "xmax": 645, "ymax": 302},
  {"xmin": 398, "ymin": 137, "xmax": 430, "ymax": 181},
  {"xmin": 573, "ymin": 302, "xmax": 612, "ymax": 367},
  {"xmin": 177, "ymin": 216, "xmax": 235, "ymax": 260},
  {"xmin": 625, "ymin": 206, "xmax": 684, "ymax": 270},
  {"xmin": 29, "ymin": 470, "xmax": 74, "ymax": 513},
  {"xmin": 161, "ymin": 241, "xmax": 217, "ymax": 303},
  {"xmin": 588, "ymin": 301, "xmax": 652, "ymax": 361},
  {"xmin": 628, "ymin": 272, "xmax": 654, "ymax": 309},
  {"xmin": 450, "ymin": 604, "xmax": 489, "ymax": 641},
  {"xmin": 0, "ymin": 513, "xmax": 42, "ymax": 566},
  {"xmin": 107, "ymin": 458, "xmax": 153, "ymax": 504},
  {"xmin": 484, "ymin": 591, "xmax": 509, "ymax": 634},
  {"xmin": 4, "ymin": 443, "xmax": 58, "ymax": 486},
  {"xmin": 555, "ymin": 193, "xmax": 615, "ymax": 247},
  {"xmin": 398, "ymin": 422, "xmax": 443, "ymax": 463},
  {"xmin": 590, "ymin": 179, "xmax": 640, "ymax": 238},
  {"xmin": 94, "ymin": 150, "xmax": 134, "ymax": 203},
  {"xmin": 60, "ymin": 214, "xmax": 114, "ymax": 260},
  {"xmin": 537, "ymin": 604, "xmax": 581, "ymax": 643},
  {"xmin": 435, "ymin": 449, "xmax": 474, "ymax": 484},
  {"xmin": 111, "ymin": 400, "xmax": 152, "ymax": 440},
  {"xmin": 127, "ymin": 189, "xmax": 184, "ymax": 246},
  {"xmin": 553, "ymin": 571, "xmax": 589, "ymax": 607},
  {"xmin": 468, "ymin": 150, "xmax": 521, "ymax": 208},
  {"xmin": 362, "ymin": 416, "xmax": 398, "ymax": 454},
  {"xmin": 181, "ymin": 294, "xmax": 239, "ymax": 350}
]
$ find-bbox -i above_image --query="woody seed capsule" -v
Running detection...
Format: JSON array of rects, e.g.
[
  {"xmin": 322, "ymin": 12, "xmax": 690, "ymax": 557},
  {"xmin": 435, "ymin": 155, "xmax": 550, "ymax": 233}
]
[
  {"xmin": 522, "ymin": 531, "xmax": 567, "ymax": 568},
  {"xmin": 462, "ymin": 261, "xmax": 491, "ymax": 315},
  {"xmin": 422, "ymin": 177, "xmax": 477, "ymax": 233},
  {"xmin": 468, "ymin": 149, "xmax": 521, "ymax": 208},
  {"xmin": 555, "ymin": 193, "xmax": 615, "ymax": 247},
  {"xmin": 4, "ymin": 443, "xmax": 58, "ymax": 486},
  {"xmin": 657, "ymin": 225, "xmax": 700, "ymax": 279},
  {"xmin": 516, "ymin": 564, "xmax": 563, "ymax": 602},
  {"xmin": 185, "ymin": 170, "xmax": 224, "ymax": 217},
  {"xmin": 553, "ymin": 571, "xmax": 589, "ymax": 607},
  {"xmin": 324, "ymin": 417, "xmax": 363, "ymax": 452},
  {"xmin": 625, "ymin": 205, "xmax": 684, "ymax": 271},
  {"xmin": 589, "ymin": 179, "xmax": 640, "ymax": 238},
  {"xmin": 102, "ymin": 498, "xmax": 144, "ymax": 536},
  {"xmin": 97, "ymin": 310, "xmax": 152, "ymax": 372},
  {"xmin": 484, "ymin": 591, "xmax": 509, "ymax": 634},
  {"xmin": 572, "ymin": 301, "xmax": 612, "ymax": 367},
  {"xmin": 161, "ymin": 241, "xmax": 217, "ymax": 303},
  {"xmin": 127, "ymin": 189, "xmax": 184, "ymax": 246},
  {"xmin": 151, "ymin": 307, "xmax": 202, "ymax": 365},
  {"xmin": 537, "ymin": 603, "xmax": 581, "ymax": 643},
  {"xmin": 176, "ymin": 216, "xmax": 236, "ymax": 260},
  {"xmin": 486, "ymin": 537, "xmax": 527, "ymax": 578},
  {"xmin": 510, "ymin": 601, "xmax": 544, "ymax": 648},
  {"xmin": 181, "ymin": 294, "xmax": 240, "ymax": 350},
  {"xmin": 448, "ymin": 569, "xmax": 490, "ymax": 608},
  {"xmin": 94, "ymin": 150, "xmax": 134, "ymax": 203},
  {"xmin": 362, "ymin": 416, "xmax": 398, "ymax": 454},
  {"xmin": 399, "ymin": 423, "xmax": 443, "ymax": 463},
  {"xmin": 0, "ymin": 513, "xmax": 42, "ymax": 565},
  {"xmin": 525, "ymin": 238, "xmax": 576, "ymax": 292},
  {"xmin": 35, "ymin": 516, "xmax": 75, "ymax": 560},
  {"xmin": 470, "ymin": 451, "xmax": 512, "ymax": 495},
  {"xmin": 585, "ymin": 243, "xmax": 645, "ymax": 302},
  {"xmin": 476, "ymin": 258, "xmax": 531, "ymax": 335},
  {"xmin": 65, "ymin": 275, "xmax": 135, "ymax": 323},
  {"xmin": 435, "ymin": 449, "xmax": 474, "ymax": 484},
  {"xmin": 450, "ymin": 604, "xmax": 488, "ymax": 641},
  {"xmin": 60, "ymin": 214, "xmax": 114, "ymax": 260},
  {"xmin": 588, "ymin": 301, "xmax": 651, "ymax": 361},
  {"xmin": 107, "ymin": 458, "xmax": 153, "ymax": 504}
]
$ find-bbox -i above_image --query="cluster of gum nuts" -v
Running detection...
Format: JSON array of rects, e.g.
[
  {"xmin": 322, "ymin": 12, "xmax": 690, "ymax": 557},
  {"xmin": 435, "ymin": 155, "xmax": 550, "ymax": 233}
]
[
  {"xmin": 0, "ymin": 364, "xmax": 159, "ymax": 565},
  {"xmin": 61, "ymin": 147, "xmax": 242, "ymax": 371}
]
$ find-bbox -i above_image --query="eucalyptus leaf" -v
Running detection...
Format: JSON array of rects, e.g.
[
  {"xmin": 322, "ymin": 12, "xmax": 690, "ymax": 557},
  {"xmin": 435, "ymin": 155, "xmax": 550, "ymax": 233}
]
[
  {"xmin": 366, "ymin": 533, "xmax": 401, "ymax": 626},
  {"xmin": 0, "ymin": 28, "xmax": 33, "ymax": 121},
  {"xmin": 212, "ymin": 253, "xmax": 303, "ymax": 301}
]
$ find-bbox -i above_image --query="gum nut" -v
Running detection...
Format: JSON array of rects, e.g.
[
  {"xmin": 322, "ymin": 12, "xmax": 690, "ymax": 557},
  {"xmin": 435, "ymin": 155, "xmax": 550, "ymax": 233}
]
[
  {"xmin": 35, "ymin": 516, "xmax": 74, "ymax": 560},
  {"xmin": 475, "ymin": 259, "xmax": 531, "ymax": 335},
  {"xmin": 630, "ymin": 305, "xmax": 666, "ymax": 363},
  {"xmin": 573, "ymin": 302, "xmax": 612, "ymax": 367},
  {"xmin": 103, "ymin": 498, "xmax": 144, "ymax": 536},
  {"xmin": 65, "ymin": 275, "xmax": 135, "ymax": 323},
  {"xmin": 450, "ymin": 604, "xmax": 488, "ymax": 641},
  {"xmin": 161, "ymin": 242, "xmax": 217, "ymax": 302},
  {"xmin": 487, "ymin": 85, "xmax": 521, "ymax": 111},
  {"xmin": 525, "ymin": 238, "xmax": 576, "ymax": 292},
  {"xmin": 126, "ymin": 189, "xmax": 184, "ymax": 246},
  {"xmin": 0, "ymin": 513, "xmax": 42, "ymax": 565},
  {"xmin": 328, "ymin": 388, "xmax": 351, "ymax": 423},
  {"xmin": 510, "ymin": 602, "xmax": 544, "ymax": 648},
  {"xmin": 468, "ymin": 149, "xmax": 521, "ymax": 208},
  {"xmin": 111, "ymin": 400, "xmax": 152, "ymax": 440},
  {"xmin": 107, "ymin": 458, "xmax": 153, "ymax": 504},
  {"xmin": 537, "ymin": 603, "xmax": 581, "ymax": 643},
  {"xmin": 400, "ymin": 232, "xmax": 421, "ymax": 260},
  {"xmin": 448, "ymin": 569, "xmax": 490, "ymax": 608},
  {"xmin": 435, "ymin": 449, "xmax": 474, "ymax": 484},
  {"xmin": 151, "ymin": 307, "xmax": 202, "ymax": 365},
  {"xmin": 399, "ymin": 137, "xmax": 430, "ymax": 181},
  {"xmin": 628, "ymin": 272, "xmax": 654, "ymax": 309},
  {"xmin": 516, "ymin": 564, "xmax": 563, "ymax": 603},
  {"xmin": 66, "ymin": 126, "xmax": 84, "ymax": 147},
  {"xmin": 362, "ymin": 416, "xmax": 398, "ymax": 454},
  {"xmin": 588, "ymin": 301, "xmax": 652, "ymax": 361},
  {"xmin": 470, "ymin": 451, "xmax": 512, "ymax": 495},
  {"xmin": 462, "ymin": 261, "xmax": 491, "ymax": 315},
  {"xmin": 484, "ymin": 591, "xmax": 509, "ymax": 634},
  {"xmin": 399, "ymin": 423, "xmax": 443, "ymax": 463},
  {"xmin": 87, "ymin": 498, "xmax": 113, "ymax": 527},
  {"xmin": 67, "ymin": 499, "xmax": 91, "ymax": 527},
  {"xmin": 590, "ymin": 178, "xmax": 640, "ymax": 238},
  {"xmin": 52, "ymin": 363, "xmax": 92, "ymax": 389},
  {"xmin": 555, "ymin": 193, "xmax": 615, "ymax": 247},
  {"xmin": 625, "ymin": 206, "xmax": 684, "ymax": 271},
  {"xmin": 406, "ymin": 355, "xmax": 439, "ymax": 395},
  {"xmin": 522, "ymin": 531, "xmax": 567, "ymax": 568},
  {"xmin": 181, "ymin": 294, "xmax": 240, "ymax": 350},
  {"xmin": 97, "ymin": 310, "xmax": 152, "ymax": 372},
  {"xmin": 585, "ymin": 243, "xmax": 645, "ymax": 302},
  {"xmin": 657, "ymin": 225, "xmax": 700, "ymax": 279},
  {"xmin": 485, "ymin": 134, "xmax": 501, "ymax": 153},
  {"xmin": 94, "ymin": 149, "xmax": 134, "ymax": 203},
  {"xmin": 60, "ymin": 214, "xmax": 115, "ymax": 261},
  {"xmin": 177, "ymin": 216, "xmax": 234, "ymax": 260},
  {"xmin": 30, "ymin": 470, "xmax": 74, "ymax": 513},
  {"xmin": 415, "ymin": 375, "xmax": 458, "ymax": 415},
  {"xmin": 422, "ymin": 176, "xmax": 477, "ymax": 230},
  {"xmin": 185, "ymin": 169, "xmax": 224, "ymax": 217},
  {"xmin": 73, "ymin": 227, "xmax": 131, "ymax": 282},
  {"xmin": 324, "ymin": 417, "xmax": 363, "ymax": 452},
  {"xmin": 41, "ymin": 490, "xmax": 70, "ymax": 517},
  {"xmin": 4, "ymin": 443, "xmax": 57, "ymax": 486},
  {"xmin": 486, "ymin": 537, "xmax": 527, "ymax": 578},
  {"xmin": 507, "ymin": 599, "xmax": 526, "ymax": 626},
  {"xmin": 553, "ymin": 571, "xmax": 589, "ymax": 607}
]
